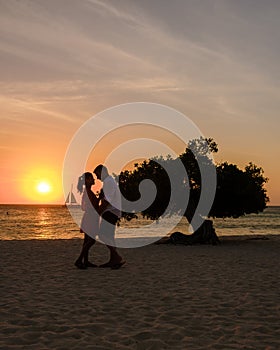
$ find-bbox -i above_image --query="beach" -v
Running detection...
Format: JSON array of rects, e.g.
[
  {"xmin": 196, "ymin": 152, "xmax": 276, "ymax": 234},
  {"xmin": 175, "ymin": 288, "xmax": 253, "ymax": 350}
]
[{"xmin": 1, "ymin": 236, "xmax": 279, "ymax": 349}]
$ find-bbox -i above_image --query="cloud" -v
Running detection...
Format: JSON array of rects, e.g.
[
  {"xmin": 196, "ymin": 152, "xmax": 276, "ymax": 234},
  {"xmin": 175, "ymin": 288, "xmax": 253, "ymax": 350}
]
[{"xmin": 0, "ymin": 1, "xmax": 279, "ymax": 137}]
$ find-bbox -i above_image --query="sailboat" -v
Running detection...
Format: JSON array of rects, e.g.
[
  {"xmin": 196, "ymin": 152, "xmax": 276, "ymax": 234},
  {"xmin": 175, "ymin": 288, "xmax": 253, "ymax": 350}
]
[{"xmin": 65, "ymin": 184, "xmax": 80, "ymax": 207}]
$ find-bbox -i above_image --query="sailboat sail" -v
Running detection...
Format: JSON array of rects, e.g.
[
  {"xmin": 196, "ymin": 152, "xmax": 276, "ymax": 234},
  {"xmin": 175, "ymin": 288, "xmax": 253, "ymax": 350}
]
[
  {"xmin": 65, "ymin": 184, "xmax": 79, "ymax": 206},
  {"xmin": 70, "ymin": 192, "xmax": 77, "ymax": 204},
  {"xmin": 65, "ymin": 193, "xmax": 70, "ymax": 204}
]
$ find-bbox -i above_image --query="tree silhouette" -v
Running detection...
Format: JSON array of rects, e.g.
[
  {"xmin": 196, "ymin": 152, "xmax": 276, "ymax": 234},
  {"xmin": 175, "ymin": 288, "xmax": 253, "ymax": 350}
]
[{"xmin": 117, "ymin": 138, "xmax": 269, "ymax": 244}]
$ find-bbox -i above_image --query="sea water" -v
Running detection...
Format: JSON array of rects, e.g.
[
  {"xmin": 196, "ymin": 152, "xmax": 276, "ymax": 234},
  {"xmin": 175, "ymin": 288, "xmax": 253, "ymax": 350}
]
[{"xmin": 0, "ymin": 205, "xmax": 279, "ymax": 241}]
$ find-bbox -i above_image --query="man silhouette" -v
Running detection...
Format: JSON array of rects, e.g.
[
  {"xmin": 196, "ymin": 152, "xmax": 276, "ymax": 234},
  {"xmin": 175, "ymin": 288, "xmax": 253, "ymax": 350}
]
[{"xmin": 93, "ymin": 165, "xmax": 125, "ymax": 269}]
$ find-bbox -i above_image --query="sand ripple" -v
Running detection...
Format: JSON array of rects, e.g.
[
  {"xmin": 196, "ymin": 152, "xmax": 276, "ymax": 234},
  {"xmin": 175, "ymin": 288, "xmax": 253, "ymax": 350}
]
[{"xmin": 1, "ymin": 237, "xmax": 280, "ymax": 349}]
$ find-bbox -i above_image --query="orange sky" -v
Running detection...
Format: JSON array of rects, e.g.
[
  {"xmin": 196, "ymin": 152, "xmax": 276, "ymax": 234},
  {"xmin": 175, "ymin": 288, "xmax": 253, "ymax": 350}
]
[{"xmin": 0, "ymin": 1, "xmax": 279, "ymax": 205}]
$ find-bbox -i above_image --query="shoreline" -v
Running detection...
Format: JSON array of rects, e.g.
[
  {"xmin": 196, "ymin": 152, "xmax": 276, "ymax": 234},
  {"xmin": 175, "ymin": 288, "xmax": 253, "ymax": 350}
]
[{"xmin": 0, "ymin": 232, "xmax": 279, "ymax": 242}]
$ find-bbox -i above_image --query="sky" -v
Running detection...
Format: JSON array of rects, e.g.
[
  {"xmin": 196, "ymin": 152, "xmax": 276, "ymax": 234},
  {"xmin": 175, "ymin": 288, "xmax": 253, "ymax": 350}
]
[{"xmin": 0, "ymin": 0, "xmax": 280, "ymax": 204}]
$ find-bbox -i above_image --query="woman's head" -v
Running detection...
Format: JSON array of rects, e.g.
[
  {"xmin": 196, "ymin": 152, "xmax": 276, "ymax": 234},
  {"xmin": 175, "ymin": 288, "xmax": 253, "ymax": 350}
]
[{"xmin": 77, "ymin": 172, "xmax": 94, "ymax": 194}]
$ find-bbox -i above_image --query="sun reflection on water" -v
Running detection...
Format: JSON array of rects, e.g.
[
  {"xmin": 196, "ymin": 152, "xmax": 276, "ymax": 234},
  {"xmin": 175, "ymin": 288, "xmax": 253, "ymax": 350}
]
[{"xmin": 37, "ymin": 208, "xmax": 50, "ymax": 239}]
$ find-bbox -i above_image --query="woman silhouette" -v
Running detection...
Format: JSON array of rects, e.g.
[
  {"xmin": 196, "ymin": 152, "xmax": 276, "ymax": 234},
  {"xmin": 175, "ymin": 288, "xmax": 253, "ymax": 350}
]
[{"xmin": 75, "ymin": 172, "xmax": 100, "ymax": 269}]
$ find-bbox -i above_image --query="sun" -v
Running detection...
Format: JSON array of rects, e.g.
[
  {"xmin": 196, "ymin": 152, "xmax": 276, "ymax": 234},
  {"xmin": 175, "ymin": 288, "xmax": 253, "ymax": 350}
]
[
  {"xmin": 36, "ymin": 181, "xmax": 51, "ymax": 194},
  {"xmin": 21, "ymin": 167, "xmax": 62, "ymax": 203}
]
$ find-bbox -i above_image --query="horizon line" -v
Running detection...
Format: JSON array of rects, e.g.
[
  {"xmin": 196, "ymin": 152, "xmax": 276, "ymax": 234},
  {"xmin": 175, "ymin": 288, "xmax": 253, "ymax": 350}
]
[{"xmin": 0, "ymin": 203, "xmax": 279, "ymax": 207}]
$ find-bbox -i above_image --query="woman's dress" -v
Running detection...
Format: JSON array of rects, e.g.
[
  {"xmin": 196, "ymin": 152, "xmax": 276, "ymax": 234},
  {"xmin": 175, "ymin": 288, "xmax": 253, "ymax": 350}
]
[{"xmin": 80, "ymin": 190, "xmax": 99, "ymax": 238}]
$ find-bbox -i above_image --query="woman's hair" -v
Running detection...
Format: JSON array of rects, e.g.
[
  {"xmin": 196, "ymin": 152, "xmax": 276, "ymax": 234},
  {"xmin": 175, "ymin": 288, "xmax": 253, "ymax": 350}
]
[{"xmin": 77, "ymin": 172, "xmax": 93, "ymax": 194}]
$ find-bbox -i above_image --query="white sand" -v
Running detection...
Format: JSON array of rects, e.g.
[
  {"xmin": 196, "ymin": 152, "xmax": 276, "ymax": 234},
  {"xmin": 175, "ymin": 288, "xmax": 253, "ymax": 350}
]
[{"xmin": 1, "ymin": 236, "xmax": 280, "ymax": 349}]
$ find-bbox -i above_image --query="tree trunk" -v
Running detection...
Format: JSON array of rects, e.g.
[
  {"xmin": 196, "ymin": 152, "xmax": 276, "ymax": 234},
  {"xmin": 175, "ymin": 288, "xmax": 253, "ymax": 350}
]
[{"xmin": 157, "ymin": 219, "xmax": 220, "ymax": 245}]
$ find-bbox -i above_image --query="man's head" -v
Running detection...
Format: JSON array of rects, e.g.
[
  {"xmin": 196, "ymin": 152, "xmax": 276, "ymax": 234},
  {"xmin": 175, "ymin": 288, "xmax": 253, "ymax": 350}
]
[{"xmin": 93, "ymin": 164, "xmax": 109, "ymax": 181}]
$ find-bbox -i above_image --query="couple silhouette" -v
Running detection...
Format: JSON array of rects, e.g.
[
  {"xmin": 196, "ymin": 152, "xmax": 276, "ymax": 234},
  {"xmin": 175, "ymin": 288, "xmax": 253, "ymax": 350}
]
[{"xmin": 75, "ymin": 164, "xmax": 125, "ymax": 270}]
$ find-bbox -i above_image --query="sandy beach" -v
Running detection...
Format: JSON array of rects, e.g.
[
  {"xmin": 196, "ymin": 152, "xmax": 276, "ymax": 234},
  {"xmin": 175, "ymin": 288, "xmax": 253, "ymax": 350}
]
[{"xmin": 1, "ymin": 236, "xmax": 279, "ymax": 349}]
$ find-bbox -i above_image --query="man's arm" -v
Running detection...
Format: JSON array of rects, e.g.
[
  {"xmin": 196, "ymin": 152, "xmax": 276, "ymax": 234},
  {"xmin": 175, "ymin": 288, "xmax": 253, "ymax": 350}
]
[
  {"xmin": 98, "ymin": 178, "xmax": 115, "ymax": 214},
  {"xmin": 98, "ymin": 198, "xmax": 109, "ymax": 214}
]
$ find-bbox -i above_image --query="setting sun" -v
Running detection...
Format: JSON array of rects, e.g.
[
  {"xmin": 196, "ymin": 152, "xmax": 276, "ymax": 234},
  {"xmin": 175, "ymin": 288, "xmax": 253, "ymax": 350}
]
[
  {"xmin": 19, "ymin": 166, "xmax": 63, "ymax": 204},
  {"xmin": 37, "ymin": 181, "xmax": 51, "ymax": 194}
]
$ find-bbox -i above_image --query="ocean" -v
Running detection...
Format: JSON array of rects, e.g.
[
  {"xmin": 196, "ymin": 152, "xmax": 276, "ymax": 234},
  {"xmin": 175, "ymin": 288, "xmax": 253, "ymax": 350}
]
[{"xmin": 0, "ymin": 205, "xmax": 279, "ymax": 241}]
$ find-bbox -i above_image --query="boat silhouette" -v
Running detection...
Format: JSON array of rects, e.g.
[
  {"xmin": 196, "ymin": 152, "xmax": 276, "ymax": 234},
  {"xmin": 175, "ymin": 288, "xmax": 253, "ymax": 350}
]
[{"xmin": 65, "ymin": 184, "xmax": 80, "ymax": 207}]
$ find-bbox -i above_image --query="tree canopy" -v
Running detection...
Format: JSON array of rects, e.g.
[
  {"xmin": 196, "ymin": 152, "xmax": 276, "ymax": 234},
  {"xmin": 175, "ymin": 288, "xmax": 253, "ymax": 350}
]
[{"xmin": 117, "ymin": 138, "xmax": 269, "ymax": 223}]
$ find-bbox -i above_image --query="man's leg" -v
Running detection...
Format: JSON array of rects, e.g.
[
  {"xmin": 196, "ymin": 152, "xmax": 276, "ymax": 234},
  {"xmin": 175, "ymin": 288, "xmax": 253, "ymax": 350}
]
[{"xmin": 99, "ymin": 213, "xmax": 123, "ymax": 266}]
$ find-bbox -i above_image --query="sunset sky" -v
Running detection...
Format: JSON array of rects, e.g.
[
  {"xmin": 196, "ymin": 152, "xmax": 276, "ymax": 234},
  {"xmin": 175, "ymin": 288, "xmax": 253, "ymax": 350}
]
[{"xmin": 1, "ymin": 0, "xmax": 279, "ymax": 204}]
